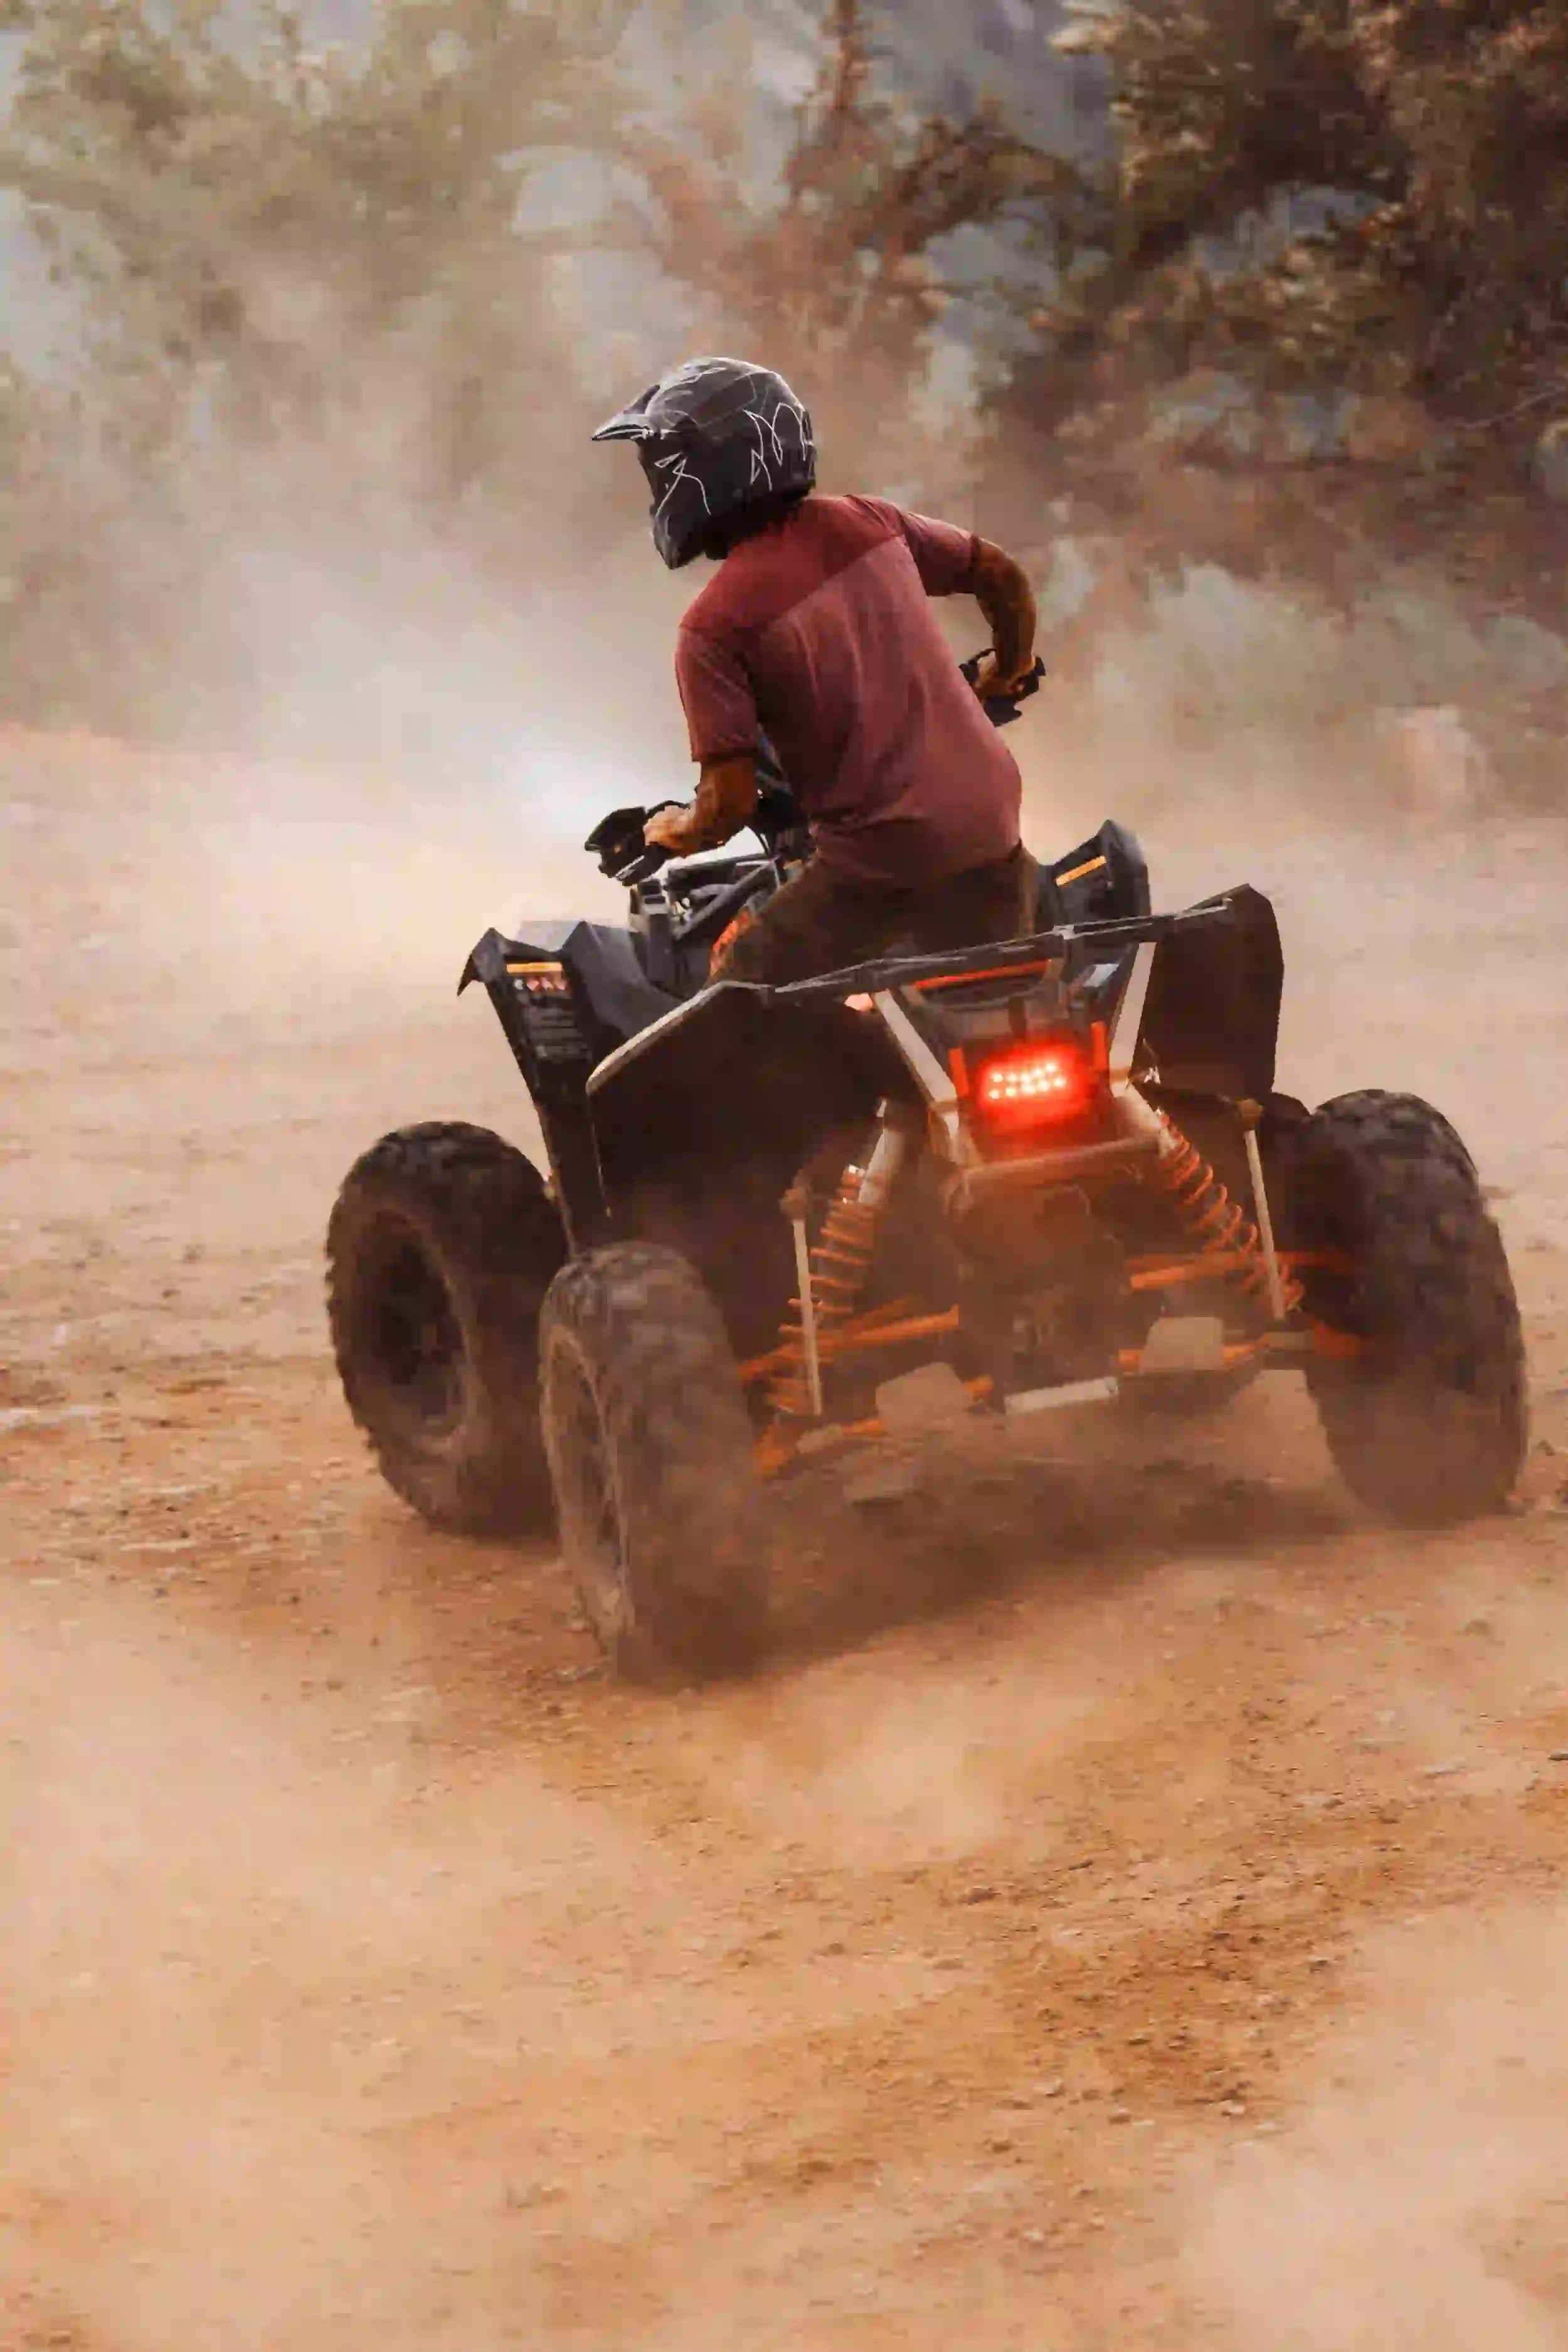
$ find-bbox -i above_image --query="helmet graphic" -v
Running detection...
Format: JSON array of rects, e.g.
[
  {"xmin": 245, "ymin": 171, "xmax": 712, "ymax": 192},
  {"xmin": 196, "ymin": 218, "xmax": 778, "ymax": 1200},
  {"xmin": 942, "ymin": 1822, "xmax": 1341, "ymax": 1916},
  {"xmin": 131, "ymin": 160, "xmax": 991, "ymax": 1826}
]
[{"xmin": 593, "ymin": 356, "xmax": 816, "ymax": 568}]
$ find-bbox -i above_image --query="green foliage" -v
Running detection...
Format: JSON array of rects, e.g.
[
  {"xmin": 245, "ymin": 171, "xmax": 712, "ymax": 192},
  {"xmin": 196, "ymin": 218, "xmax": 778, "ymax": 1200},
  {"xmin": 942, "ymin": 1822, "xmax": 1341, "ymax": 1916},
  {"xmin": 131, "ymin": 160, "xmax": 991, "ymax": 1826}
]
[
  {"xmin": 0, "ymin": 0, "xmax": 642, "ymax": 724},
  {"xmin": 1, "ymin": 0, "xmax": 632, "ymax": 494},
  {"xmin": 1055, "ymin": 1, "xmax": 1385, "ymax": 256},
  {"xmin": 618, "ymin": 0, "xmax": 1087, "ymax": 475},
  {"xmin": 1042, "ymin": 0, "xmax": 1568, "ymax": 421},
  {"xmin": 1355, "ymin": 1, "xmax": 1568, "ymax": 396},
  {"xmin": 0, "ymin": 0, "xmax": 1561, "ymax": 733}
]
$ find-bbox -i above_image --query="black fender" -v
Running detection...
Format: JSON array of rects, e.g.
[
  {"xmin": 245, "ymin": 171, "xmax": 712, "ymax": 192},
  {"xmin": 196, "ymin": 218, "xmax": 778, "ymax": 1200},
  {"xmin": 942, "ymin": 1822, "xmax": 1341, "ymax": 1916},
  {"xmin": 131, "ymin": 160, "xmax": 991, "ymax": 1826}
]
[{"xmin": 458, "ymin": 921, "xmax": 678, "ymax": 1045}]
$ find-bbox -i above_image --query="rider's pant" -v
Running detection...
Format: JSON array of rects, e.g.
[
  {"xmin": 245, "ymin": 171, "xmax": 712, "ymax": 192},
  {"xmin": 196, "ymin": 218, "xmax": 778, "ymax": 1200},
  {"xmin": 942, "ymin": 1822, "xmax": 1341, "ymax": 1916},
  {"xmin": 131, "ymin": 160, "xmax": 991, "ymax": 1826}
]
[{"xmin": 716, "ymin": 844, "xmax": 1037, "ymax": 988}]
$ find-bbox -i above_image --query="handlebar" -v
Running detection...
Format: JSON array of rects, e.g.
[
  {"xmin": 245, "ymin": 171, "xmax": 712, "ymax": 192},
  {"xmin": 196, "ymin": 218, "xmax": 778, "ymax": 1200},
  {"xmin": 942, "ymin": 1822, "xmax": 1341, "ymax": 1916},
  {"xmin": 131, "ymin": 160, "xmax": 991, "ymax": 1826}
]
[
  {"xmin": 583, "ymin": 802, "xmax": 679, "ymax": 888},
  {"xmin": 585, "ymin": 650, "xmax": 1046, "ymax": 886}
]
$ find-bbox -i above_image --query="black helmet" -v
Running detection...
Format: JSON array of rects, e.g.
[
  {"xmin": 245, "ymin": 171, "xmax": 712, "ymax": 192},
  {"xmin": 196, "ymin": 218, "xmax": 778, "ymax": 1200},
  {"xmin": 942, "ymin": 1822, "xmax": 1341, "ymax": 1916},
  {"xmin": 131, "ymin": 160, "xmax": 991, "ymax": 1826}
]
[{"xmin": 593, "ymin": 356, "xmax": 816, "ymax": 570}]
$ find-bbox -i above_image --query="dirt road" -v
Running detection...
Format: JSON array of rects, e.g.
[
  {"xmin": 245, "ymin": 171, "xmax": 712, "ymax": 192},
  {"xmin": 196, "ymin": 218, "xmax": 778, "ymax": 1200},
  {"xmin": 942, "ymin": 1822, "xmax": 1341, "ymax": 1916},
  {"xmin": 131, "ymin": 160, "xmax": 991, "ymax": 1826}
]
[{"xmin": 5, "ymin": 729, "xmax": 1568, "ymax": 2350}]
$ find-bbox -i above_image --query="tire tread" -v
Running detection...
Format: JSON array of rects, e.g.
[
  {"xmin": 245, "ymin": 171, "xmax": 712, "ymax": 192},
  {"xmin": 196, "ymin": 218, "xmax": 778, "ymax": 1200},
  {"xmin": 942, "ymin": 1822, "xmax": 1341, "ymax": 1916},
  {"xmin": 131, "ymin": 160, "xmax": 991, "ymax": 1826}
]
[
  {"xmin": 326, "ymin": 1121, "xmax": 564, "ymax": 1534},
  {"xmin": 541, "ymin": 1242, "xmax": 761, "ymax": 1679},
  {"xmin": 1286, "ymin": 1089, "xmax": 1525, "ymax": 1525}
]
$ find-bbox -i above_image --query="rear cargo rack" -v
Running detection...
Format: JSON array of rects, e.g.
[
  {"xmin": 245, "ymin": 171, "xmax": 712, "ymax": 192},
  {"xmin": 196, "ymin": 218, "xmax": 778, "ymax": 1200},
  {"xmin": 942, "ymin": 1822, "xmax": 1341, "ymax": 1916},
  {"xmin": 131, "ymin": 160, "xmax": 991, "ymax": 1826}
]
[{"xmin": 773, "ymin": 899, "xmax": 1240, "ymax": 1005}]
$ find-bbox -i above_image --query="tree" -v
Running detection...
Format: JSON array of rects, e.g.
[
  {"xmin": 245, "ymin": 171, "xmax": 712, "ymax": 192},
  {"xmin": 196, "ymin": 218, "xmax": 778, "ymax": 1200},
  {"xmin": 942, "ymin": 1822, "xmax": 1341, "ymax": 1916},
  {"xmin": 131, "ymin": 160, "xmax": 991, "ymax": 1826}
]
[
  {"xmin": 1353, "ymin": 1, "xmax": 1568, "ymax": 405},
  {"xmin": 1021, "ymin": 0, "xmax": 1568, "ymax": 430},
  {"xmin": 0, "ymin": 0, "xmax": 635, "ymax": 504},
  {"xmin": 617, "ymin": 0, "xmax": 1087, "ymax": 485},
  {"xmin": 0, "ymin": 0, "xmax": 643, "ymax": 724}
]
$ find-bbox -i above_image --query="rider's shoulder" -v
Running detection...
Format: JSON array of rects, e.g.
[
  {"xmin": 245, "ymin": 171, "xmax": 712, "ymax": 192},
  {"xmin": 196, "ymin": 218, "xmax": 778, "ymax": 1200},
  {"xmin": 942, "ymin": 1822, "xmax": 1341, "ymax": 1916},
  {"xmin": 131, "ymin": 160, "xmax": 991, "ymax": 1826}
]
[
  {"xmin": 678, "ymin": 496, "xmax": 905, "ymax": 645},
  {"xmin": 833, "ymin": 492, "xmax": 904, "ymax": 532},
  {"xmin": 679, "ymin": 566, "xmax": 743, "ymax": 640}
]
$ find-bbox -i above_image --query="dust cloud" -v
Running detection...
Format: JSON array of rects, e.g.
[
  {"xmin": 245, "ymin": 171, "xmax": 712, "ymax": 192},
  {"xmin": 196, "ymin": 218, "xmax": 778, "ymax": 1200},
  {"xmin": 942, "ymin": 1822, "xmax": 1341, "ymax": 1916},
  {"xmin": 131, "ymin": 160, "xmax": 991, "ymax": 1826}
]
[
  {"xmin": 1184, "ymin": 1903, "xmax": 1568, "ymax": 2351},
  {"xmin": 0, "ymin": 1579, "xmax": 688, "ymax": 2352},
  {"xmin": 6, "ymin": 26, "xmax": 1568, "ymax": 2345},
  {"xmin": 7, "ymin": 668, "xmax": 1568, "ymax": 2341}
]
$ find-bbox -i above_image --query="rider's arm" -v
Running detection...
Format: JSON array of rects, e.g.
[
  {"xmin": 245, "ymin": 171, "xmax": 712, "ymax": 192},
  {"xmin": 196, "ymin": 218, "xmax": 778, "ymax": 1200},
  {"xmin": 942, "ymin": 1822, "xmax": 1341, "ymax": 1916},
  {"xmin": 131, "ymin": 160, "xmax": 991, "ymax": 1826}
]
[
  {"xmin": 644, "ymin": 754, "xmax": 758, "ymax": 856},
  {"xmin": 652, "ymin": 620, "xmax": 764, "ymax": 854},
  {"xmin": 874, "ymin": 502, "xmax": 1038, "ymax": 701},
  {"xmin": 969, "ymin": 539, "xmax": 1038, "ymax": 699}
]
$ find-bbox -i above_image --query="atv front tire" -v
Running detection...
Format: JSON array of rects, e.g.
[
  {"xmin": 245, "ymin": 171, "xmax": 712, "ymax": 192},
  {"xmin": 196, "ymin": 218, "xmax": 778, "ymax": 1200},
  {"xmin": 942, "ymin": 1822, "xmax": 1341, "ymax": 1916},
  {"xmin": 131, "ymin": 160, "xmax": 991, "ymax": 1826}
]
[
  {"xmin": 539, "ymin": 1242, "xmax": 763, "ymax": 1681},
  {"xmin": 327, "ymin": 1122, "xmax": 565, "ymax": 1535},
  {"xmin": 1286, "ymin": 1091, "xmax": 1525, "ymax": 1526}
]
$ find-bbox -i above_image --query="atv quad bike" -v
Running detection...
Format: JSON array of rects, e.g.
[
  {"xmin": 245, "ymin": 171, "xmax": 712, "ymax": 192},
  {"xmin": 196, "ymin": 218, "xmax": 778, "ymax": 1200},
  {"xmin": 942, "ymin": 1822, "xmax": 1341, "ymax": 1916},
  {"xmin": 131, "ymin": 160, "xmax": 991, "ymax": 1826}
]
[{"xmin": 327, "ymin": 661, "xmax": 1526, "ymax": 1678}]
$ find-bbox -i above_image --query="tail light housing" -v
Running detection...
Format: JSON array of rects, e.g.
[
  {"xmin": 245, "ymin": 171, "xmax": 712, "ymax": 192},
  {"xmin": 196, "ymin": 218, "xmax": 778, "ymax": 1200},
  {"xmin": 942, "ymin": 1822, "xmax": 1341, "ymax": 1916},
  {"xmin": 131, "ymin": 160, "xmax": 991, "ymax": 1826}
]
[{"xmin": 968, "ymin": 1037, "xmax": 1099, "ymax": 1136}]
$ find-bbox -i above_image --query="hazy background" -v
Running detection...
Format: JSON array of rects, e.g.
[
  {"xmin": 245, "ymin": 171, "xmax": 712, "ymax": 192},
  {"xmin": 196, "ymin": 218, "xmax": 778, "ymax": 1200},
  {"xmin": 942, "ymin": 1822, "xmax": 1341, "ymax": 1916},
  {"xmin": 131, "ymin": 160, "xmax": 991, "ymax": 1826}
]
[
  {"xmin": 0, "ymin": 0, "xmax": 1562, "ymax": 829},
  {"xmin": 4, "ymin": 13, "xmax": 1568, "ymax": 2349}
]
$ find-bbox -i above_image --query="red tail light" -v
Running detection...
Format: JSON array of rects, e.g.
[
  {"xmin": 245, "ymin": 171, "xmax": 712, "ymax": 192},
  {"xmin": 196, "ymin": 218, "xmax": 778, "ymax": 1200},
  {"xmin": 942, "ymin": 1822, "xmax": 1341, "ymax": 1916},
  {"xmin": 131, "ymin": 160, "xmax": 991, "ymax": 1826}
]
[{"xmin": 972, "ymin": 1039, "xmax": 1095, "ymax": 1130}]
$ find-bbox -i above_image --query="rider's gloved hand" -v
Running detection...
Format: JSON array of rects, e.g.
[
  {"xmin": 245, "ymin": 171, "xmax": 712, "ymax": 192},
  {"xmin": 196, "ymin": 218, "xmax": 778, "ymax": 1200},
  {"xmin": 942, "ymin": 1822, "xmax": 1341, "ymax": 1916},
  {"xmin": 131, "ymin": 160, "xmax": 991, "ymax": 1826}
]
[
  {"xmin": 968, "ymin": 650, "xmax": 1036, "ymax": 704},
  {"xmin": 644, "ymin": 757, "xmax": 759, "ymax": 859},
  {"xmin": 644, "ymin": 805, "xmax": 694, "ymax": 853}
]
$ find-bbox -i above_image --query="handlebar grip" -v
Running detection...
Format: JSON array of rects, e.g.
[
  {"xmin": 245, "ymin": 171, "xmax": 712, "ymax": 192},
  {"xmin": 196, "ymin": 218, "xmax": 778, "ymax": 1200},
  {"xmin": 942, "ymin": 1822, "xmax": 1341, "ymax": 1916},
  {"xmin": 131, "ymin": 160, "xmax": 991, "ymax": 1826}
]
[
  {"xmin": 585, "ymin": 800, "xmax": 682, "ymax": 882},
  {"xmin": 961, "ymin": 651, "xmax": 1046, "ymax": 729}
]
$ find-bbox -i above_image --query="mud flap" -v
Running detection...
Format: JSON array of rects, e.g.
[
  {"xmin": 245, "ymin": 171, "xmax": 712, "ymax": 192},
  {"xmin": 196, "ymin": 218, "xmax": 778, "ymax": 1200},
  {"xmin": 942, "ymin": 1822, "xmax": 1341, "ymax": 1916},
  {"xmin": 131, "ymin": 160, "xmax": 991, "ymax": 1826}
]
[{"xmin": 1140, "ymin": 885, "xmax": 1283, "ymax": 1100}]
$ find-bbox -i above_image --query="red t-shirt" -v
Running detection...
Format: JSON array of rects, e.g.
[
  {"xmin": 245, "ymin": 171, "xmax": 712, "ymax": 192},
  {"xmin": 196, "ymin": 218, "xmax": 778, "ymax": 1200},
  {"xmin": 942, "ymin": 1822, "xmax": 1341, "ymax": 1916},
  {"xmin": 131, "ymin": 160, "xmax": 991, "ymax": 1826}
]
[{"xmin": 674, "ymin": 494, "xmax": 1022, "ymax": 886}]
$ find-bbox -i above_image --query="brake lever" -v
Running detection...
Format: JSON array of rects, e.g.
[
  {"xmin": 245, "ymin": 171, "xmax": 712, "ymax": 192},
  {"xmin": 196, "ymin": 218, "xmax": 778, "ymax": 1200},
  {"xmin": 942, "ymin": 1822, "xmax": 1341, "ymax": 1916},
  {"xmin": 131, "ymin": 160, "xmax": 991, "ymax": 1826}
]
[{"xmin": 613, "ymin": 842, "xmax": 672, "ymax": 887}]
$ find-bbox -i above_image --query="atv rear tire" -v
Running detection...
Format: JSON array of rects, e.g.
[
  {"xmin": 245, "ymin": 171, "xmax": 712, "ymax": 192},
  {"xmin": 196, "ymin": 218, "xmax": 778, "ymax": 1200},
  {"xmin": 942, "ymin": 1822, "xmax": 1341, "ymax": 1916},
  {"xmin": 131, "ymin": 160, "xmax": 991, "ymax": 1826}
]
[
  {"xmin": 327, "ymin": 1122, "xmax": 566, "ymax": 1535},
  {"xmin": 1285, "ymin": 1091, "xmax": 1525, "ymax": 1527},
  {"xmin": 539, "ymin": 1242, "xmax": 763, "ymax": 1682}
]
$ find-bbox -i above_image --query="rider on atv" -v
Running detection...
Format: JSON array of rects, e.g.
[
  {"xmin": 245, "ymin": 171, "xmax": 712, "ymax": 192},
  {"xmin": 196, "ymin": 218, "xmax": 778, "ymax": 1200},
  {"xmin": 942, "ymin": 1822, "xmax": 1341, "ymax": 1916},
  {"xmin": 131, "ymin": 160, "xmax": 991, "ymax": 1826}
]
[
  {"xmin": 593, "ymin": 356, "xmax": 1042, "ymax": 985},
  {"xmin": 326, "ymin": 356, "xmax": 1526, "ymax": 1678}
]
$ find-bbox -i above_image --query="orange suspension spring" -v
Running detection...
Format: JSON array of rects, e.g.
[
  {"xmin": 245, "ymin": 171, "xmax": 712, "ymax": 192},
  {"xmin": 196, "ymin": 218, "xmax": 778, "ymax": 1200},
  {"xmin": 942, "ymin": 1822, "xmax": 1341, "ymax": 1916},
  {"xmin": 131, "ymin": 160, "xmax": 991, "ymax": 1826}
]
[
  {"xmin": 1154, "ymin": 1115, "xmax": 1303, "ymax": 1315},
  {"xmin": 767, "ymin": 1175, "xmax": 884, "ymax": 1417}
]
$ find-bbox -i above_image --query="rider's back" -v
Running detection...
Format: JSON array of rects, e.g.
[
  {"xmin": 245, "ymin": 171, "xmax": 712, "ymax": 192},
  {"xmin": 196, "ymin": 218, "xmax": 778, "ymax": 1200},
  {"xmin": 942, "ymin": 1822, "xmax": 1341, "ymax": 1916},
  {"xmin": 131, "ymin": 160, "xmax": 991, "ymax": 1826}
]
[{"xmin": 676, "ymin": 494, "xmax": 1021, "ymax": 888}]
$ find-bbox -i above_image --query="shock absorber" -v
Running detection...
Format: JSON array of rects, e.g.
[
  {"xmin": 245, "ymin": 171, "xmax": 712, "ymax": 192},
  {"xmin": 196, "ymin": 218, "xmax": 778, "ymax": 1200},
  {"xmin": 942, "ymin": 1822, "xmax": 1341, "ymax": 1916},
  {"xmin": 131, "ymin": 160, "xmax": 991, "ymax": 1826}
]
[
  {"xmin": 768, "ymin": 1124, "xmax": 909, "ymax": 1418},
  {"xmin": 1123, "ymin": 1093, "xmax": 1301, "ymax": 1319}
]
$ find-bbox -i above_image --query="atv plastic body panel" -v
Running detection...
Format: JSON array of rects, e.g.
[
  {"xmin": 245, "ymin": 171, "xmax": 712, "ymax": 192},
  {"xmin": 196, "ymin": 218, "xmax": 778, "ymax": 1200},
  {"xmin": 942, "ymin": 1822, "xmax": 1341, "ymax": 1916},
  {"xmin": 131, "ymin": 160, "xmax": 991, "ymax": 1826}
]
[{"xmin": 458, "ymin": 882, "xmax": 1279, "ymax": 1350}]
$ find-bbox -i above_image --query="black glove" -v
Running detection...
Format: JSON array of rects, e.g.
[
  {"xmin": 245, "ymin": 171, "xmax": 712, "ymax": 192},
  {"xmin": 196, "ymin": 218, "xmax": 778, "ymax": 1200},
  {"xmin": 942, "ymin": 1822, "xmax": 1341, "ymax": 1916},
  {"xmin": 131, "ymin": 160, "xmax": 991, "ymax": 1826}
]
[
  {"xmin": 960, "ymin": 652, "xmax": 1046, "ymax": 728},
  {"xmin": 583, "ymin": 802, "xmax": 681, "ymax": 882}
]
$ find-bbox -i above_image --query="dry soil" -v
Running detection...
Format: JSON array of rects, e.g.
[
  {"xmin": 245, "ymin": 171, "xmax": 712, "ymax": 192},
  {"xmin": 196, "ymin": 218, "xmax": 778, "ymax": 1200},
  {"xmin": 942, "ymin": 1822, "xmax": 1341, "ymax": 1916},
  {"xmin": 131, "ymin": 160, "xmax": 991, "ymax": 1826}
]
[{"xmin": 5, "ymin": 729, "xmax": 1568, "ymax": 2351}]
